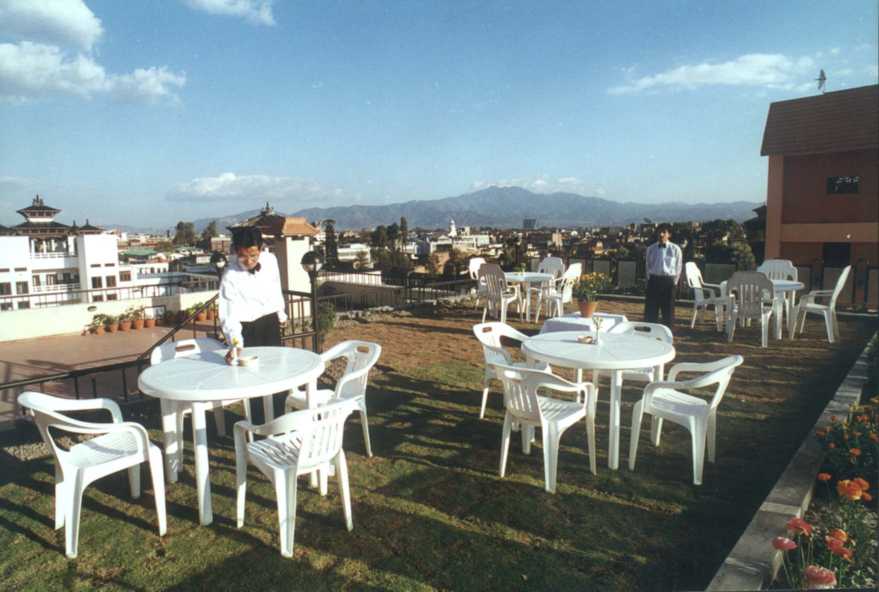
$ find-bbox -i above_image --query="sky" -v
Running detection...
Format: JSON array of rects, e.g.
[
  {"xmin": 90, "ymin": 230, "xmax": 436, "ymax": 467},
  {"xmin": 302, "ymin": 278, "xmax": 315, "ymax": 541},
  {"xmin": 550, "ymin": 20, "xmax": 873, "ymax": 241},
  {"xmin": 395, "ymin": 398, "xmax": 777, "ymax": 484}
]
[{"xmin": 0, "ymin": 0, "xmax": 877, "ymax": 229}]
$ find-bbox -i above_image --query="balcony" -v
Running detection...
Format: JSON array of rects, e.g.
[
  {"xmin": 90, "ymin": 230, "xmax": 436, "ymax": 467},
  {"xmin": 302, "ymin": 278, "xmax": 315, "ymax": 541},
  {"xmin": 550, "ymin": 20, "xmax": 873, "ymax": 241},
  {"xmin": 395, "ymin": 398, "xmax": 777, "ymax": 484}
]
[
  {"xmin": 30, "ymin": 283, "xmax": 80, "ymax": 294},
  {"xmin": 29, "ymin": 254, "xmax": 79, "ymax": 271}
]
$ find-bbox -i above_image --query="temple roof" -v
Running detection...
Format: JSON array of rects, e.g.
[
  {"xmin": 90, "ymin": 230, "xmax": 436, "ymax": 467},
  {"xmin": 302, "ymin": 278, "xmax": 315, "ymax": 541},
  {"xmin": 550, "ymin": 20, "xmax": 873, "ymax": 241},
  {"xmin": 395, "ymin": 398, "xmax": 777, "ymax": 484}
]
[{"xmin": 17, "ymin": 194, "xmax": 61, "ymax": 219}]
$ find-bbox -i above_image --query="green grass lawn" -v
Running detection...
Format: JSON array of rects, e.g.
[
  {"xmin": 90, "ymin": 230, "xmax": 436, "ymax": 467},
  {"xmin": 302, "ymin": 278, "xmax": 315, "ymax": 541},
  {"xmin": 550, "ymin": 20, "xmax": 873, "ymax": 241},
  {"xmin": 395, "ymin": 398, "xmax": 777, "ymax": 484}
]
[{"xmin": 1, "ymin": 300, "xmax": 875, "ymax": 591}]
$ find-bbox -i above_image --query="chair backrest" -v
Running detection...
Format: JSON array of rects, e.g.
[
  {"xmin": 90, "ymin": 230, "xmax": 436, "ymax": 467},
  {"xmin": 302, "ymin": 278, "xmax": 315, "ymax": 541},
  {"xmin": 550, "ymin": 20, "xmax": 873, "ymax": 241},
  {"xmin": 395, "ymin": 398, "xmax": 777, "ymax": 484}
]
[
  {"xmin": 478, "ymin": 264, "xmax": 509, "ymax": 319},
  {"xmin": 829, "ymin": 265, "xmax": 852, "ymax": 308},
  {"xmin": 468, "ymin": 257, "xmax": 487, "ymax": 280},
  {"xmin": 727, "ymin": 271, "xmax": 774, "ymax": 321},
  {"xmin": 672, "ymin": 355, "xmax": 744, "ymax": 411},
  {"xmin": 492, "ymin": 363, "xmax": 543, "ymax": 422},
  {"xmin": 150, "ymin": 338, "xmax": 219, "ymax": 366},
  {"xmin": 685, "ymin": 262, "xmax": 708, "ymax": 304},
  {"xmin": 609, "ymin": 321, "xmax": 673, "ymax": 343},
  {"xmin": 758, "ymin": 259, "xmax": 797, "ymax": 281},
  {"xmin": 538, "ymin": 257, "xmax": 565, "ymax": 278},
  {"xmin": 320, "ymin": 340, "xmax": 381, "ymax": 399},
  {"xmin": 559, "ymin": 263, "xmax": 582, "ymax": 303},
  {"xmin": 294, "ymin": 399, "xmax": 358, "ymax": 470},
  {"xmin": 472, "ymin": 322, "xmax": 529, "ymax": 369}
]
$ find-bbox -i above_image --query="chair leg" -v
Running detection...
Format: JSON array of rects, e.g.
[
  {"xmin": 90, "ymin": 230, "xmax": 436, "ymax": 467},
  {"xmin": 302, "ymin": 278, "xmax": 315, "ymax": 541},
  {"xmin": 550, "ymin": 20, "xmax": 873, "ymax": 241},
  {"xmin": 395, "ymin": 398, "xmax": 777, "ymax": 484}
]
[
  {"xmin": 148, "ymin": 449, "xmax": 168, "ymax": 535},
  {"xmin": 585, "ymin": 414, "xmax": 597, "ymax": 476},
  {"xmin": 650, "ymin": 417, "xmax": 663, "ymax": 447},
  {"xmin": 213, "ymin": 407, "xmax": 226, "ymax": 437},
  {"xmin": 522, "ymin": 425, "xmax": 532, "ymax": 455},
  {"xmin": 235, "ymin": 454, "xmax": 247, "ymax": 529},
  {"xmin": 832, "ymin": 310, "xmax": 840, "ymax": 341},
  {"xmin": 54, "ymin": 464, "xmax": 65, "ymax": 530},
  {"xmin": 690, "ymin": 306, "xmax": 698, "ymax": 328},
  {"xmin": 358, "ymin": 401, "xmax": 373, "ymax": 458},
  {"xmin": 629, "ymin": 401, "xmax": 644, "ymax": 471},
  {"xmin": 481, "ymin": 305, "xmax": 488, "ymax": 323},
  {"xmin": 175, "ymin": 409, "xmax": 186, "ymax": 473},
  {"xmin": 707, "ymin": 412, "xmax": 717, "ymax": 463},
  {"xmin": 65, "ymin": 472, "xmax": 85, "ymax": 559},
  {"xmin": 128, "ymin": 465, "xmax": 141, "ymax": 499},
  {"xmin": 823, "ymin": 310, "xmax": 834, "ymax": 343},
  {"xmin": 499, "ymin": 413, "xmax": 513, "ymax": 478},
  {"xmin": 336, "ymin": 451, "xmax": 353, "ymax": 531},
  {"xmin": 761, "ymin": 316, "xmax": 769, "ymax": 348},
  {"xmin": 542, "ymin": 426, "xmax": 559, "ymax": 493},
  {"xmin": 690, "ymin": 420, "xmax": 707, "ymax": 486},
  {"xmin": 726, "ymin": 312, "xmax": 736, "ymax": 342},
  {"xmin": 275, "ymin": 470, "xmax": 298, "ymax": 558},
  {"xmin": 480, "ymin": 380, "xmax": 490, "ymax": 419}
]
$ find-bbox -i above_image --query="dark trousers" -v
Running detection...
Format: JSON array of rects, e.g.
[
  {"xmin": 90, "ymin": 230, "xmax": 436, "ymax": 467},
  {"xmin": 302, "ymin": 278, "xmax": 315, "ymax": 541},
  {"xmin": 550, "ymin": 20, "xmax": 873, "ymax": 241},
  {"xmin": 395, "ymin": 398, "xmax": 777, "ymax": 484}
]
[
  {"xmin": 241, "ymin": 313, "xmax": 284, "ymax": 424},
  {"xmin": 645, "ymin": 275, "xmax": 676, "ymax": 329}
]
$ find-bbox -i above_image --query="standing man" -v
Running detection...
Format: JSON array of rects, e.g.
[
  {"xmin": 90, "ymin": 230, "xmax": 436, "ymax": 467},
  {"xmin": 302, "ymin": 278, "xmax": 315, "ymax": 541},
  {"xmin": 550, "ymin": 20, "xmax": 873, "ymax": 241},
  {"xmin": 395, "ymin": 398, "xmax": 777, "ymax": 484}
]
[
  {"xmin": 219, "ymin": 226, "xmax": 288, "ymax": 422},
  {"xmin": 644, "ymin": 223, "xmax": 683, "ymax": 329}
]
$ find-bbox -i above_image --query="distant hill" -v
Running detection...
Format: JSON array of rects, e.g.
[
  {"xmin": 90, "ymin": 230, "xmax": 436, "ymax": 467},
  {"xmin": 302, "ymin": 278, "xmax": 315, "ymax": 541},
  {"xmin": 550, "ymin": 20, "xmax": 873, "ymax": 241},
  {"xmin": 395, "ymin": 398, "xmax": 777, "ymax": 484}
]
[{"xmin": 291, "ymin": 186, "xmax": 761, "ymax": 229}]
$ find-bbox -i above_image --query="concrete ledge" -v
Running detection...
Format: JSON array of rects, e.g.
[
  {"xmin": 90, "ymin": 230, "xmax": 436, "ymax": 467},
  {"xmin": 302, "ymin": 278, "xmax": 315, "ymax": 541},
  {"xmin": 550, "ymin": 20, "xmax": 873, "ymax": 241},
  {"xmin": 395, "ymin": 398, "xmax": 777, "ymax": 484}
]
[{"xmin": 707, "ymin": 331, "xmax": 877, "ymax": 591}]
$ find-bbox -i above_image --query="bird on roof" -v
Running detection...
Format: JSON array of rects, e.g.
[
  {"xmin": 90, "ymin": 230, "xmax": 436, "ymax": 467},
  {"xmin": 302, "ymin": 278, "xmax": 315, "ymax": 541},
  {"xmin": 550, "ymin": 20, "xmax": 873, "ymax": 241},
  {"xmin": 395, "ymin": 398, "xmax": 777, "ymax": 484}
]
[{"xmin": 816, "ymin": 69, "xmax": 826, "ymax": 93}]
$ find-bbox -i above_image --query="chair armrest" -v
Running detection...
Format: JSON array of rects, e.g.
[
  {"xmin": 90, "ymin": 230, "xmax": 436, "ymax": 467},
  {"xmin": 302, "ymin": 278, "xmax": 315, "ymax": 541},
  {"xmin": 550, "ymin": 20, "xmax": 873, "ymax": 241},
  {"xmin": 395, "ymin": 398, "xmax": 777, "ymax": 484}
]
[
  {"xmin": 38, "ymin": 396, "xmax": 124, "ymax": 423},
  {"xmin": 528, "ymin": 372, "xmax": 596, "ymax": 406},
  {"xmin": 49, "ymin": 418, "xmax": 151, "ymax": 451},
  {"xmin": 667, "ymin": 357, "xmax": 741, "ymax": 382},
  {"xmin": 235, "ymin": 400, "xmax": 358, "ymax": 439}
]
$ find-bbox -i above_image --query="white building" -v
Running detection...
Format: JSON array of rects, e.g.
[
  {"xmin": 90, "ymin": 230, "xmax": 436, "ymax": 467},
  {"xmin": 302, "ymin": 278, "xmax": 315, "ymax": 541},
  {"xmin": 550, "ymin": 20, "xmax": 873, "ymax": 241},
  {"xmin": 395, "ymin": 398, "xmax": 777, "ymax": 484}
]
[{"xmin": 337, "ymin": 243, "xmax": 371, "ymax": 267}]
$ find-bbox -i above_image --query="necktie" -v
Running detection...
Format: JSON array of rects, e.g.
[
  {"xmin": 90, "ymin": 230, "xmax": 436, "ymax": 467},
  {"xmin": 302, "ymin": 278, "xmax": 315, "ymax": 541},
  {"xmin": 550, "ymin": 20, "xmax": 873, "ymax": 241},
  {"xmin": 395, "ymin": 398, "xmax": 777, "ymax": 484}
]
[{"xmin": 247, "ymin": 263, "xmax": 262, "ymax": 275}]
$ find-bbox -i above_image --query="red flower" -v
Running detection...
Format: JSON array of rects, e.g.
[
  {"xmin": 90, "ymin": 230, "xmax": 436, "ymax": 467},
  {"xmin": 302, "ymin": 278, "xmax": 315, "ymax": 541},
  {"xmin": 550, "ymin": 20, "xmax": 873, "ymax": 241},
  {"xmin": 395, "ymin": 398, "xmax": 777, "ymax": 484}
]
[
  {"xmin": 863, "ymin": 492, "xmax": 873, "ymax": 502},
  {"xmin": 786, "ymin": 516, "xmax": 813, "ymax": 537},
  {"xmin": 828, "ymin": 542, "xmax": 853, "ymax": 562},
  {"xmin": 817, "ymin": 472, "xmax": 832, "ymax": 482},
  {"xmin": 772, "ymin": 536, "xmax": 798, "ymax": 551},
  {"xmin": 828, "ymin": 443, "xmax": 836, "ymax": 449},
  {"xmin": 828, "ymin": 528, "xmax": 848, "ymax": 543},
  {"xmin": 852, "ymin": 477, "xmax": 869, "ymax": 491},
  {"xmin": 803, "ymin": 565, "xmax": 837, "ymax": 589},
  {"xmin": 850, "ymin": 448, "xmax": 862, "ymax": 457},
  {"xmin": 837, "ymin": 480, "xmax": 863, "ymax": 501}
]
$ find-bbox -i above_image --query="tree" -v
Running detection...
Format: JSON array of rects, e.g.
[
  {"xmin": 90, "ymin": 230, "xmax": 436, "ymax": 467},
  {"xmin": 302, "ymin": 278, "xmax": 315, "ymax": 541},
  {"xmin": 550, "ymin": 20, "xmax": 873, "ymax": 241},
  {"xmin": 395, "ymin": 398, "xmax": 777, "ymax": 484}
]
[
  {"xmin": 371, "ymin": 225, "xmax": 388, "ymax": 249},
  {"xmin": 323, "ymin": 219, "xmax": 339, "ymax": 269},
  {"xmin": 386, "ymin": 223, "xmax": 400, "ymax": 250},
  {"xmin": 173, "ymin": 221, "xmax": 196, "ymax": 246},
  {"xmin": 400, "ymin": 216, "xmax": 408, "ymax": 246},
  {"xmin": 200, "ymin": 221, "xmax": 218, "ymax": 250},
  {"xmin": 731, "ymin": 241, "xmax": 756, "ymax": 271}
]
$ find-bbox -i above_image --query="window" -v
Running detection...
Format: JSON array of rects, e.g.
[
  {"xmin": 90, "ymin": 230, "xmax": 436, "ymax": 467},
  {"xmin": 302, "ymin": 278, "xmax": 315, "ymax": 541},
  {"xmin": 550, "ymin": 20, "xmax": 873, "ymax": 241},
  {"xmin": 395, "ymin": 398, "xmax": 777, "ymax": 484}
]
[
  {"xmin": 46, "ymin": 274, "xmax": 56, "ymax": 286},
  {"xmin": 0, "ymin": 268, "xmax": 9, "ymax": 272},
  {"xmin": 16, "ymin": 282, "xmax": 28, "ymax": 295},
  {"xmin": 0, "ymin": 283, "xmax": 10, "ymax": 296},
  {"xmin": 822, "ymin": 243, "xmax": 851, "ymax": 268},
  {"xmin": 0, "ymin": 302, "xmax": 11, "ymax": 311},
  {"xmin": 120, "ymin": 271, "xmax": 132, "ymax": 282},
  {"xmin": 32, "ymin": 275, "xmax": 41, "ymax": 287},
  {"xmin": 14, "ymin": 267, "xmax": 26, "ymax": 272},
  {"xmin": 17, "ymin": 301, "xmax": 30, "ymax": 310},
  {"xmin": 106, "ymin": 276, "xmax": 117, "ymax": 288},
  {"xmin": 106, "ymin": 294, "xmax": 118, "ymax": 301},
  {"xmin": 827, "ymin": 176, "xmax": 860, "ymax": 194},
  {"xmin": 92, "ymin": 294, "xmax": 103, "ymax": 302},
  {"xmin": 90, "ymin": 263, "xmax": 101, "ymax": 268},
  {"xmin": 91, "ymin": 276, "xmax": 103, "ymax": 289},
  {"xmin": 104, "ymin": 262, "xmax": 115, "ymax": 267}
]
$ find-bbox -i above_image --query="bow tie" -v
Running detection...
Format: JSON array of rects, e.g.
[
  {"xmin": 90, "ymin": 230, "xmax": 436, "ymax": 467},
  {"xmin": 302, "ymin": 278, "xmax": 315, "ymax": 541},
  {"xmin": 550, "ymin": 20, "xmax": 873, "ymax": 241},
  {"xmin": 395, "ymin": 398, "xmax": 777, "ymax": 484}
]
[
  {"xmin": 247, "ymin": 263, "xmax": 262, "ymax": 275},
  {"xmin": 658, "ymin": 243, "xmax": 667, "ymax": 249}
]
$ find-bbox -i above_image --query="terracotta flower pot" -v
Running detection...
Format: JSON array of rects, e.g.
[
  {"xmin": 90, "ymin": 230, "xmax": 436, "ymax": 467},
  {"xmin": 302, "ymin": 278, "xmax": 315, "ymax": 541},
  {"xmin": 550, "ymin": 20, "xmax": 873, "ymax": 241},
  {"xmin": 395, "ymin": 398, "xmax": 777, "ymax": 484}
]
[
  {"xmin": 93, "ymin": 326, "xmax": 105, "ymax": 336},
  {"xmin": 205, "ymin": 309, "xmax": 214, "ymax": 321},
  {"xmin": 106, "ymin": 323, "xmax": 118, "ymax": 333},
  {"xmin": 119, "ymin": 320, "xmax": 132, "ymax": 332},
  {"xmin": 196, "ymin": 311, "xmax": 207, "ymax": 322},
  {"xmin": 578, "ymin": 300, "xmax": 598, "ymax": 318},
  {"xmin": 133, "ymin": 319, "xmax": 144, "ymax": 330},
  {"xmin": 144, "ymin": 318, "xmax": 156, "ymax": 329}
]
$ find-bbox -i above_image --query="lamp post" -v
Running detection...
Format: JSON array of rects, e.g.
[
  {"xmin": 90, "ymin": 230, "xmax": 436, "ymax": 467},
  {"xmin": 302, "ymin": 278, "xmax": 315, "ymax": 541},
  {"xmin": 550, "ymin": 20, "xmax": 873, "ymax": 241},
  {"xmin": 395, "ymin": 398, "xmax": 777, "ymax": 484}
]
[{"xmin": 300, "ymin": 250, "xmax": 323, "ymax": 352}]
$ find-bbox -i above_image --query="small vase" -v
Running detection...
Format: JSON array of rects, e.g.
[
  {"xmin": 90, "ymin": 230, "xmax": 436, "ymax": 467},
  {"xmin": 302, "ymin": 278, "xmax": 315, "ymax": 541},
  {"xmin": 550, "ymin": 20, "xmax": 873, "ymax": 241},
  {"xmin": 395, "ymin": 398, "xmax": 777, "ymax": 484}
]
[{"xmin": 578, "ymin": 300, "xmax": 598, "ymax": 318}]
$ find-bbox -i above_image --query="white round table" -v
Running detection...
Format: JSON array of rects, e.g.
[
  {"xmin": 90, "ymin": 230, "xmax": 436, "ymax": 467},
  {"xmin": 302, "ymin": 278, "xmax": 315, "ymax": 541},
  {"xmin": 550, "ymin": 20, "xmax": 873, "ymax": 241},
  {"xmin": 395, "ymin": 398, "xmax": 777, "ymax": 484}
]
[
  {"xmin": 540, "ymin": 312, "xmax": 628, "ymax": 334},
  {"xmin": 505, "ymin": 272, "xmax": 555, "ymax": 321},
  {"xmin": 138, "ymin": 346, "xmax": 324, "ymax": 525},
  {"xmin": 522, "ymin": 331, "xmax": 676, "ymax": 470}
]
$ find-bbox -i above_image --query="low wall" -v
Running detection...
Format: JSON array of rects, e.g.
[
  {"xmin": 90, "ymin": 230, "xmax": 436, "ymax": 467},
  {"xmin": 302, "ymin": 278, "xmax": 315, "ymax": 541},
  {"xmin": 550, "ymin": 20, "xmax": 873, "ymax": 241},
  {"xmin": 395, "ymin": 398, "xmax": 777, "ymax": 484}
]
[
  {"xmin": 0, "ymin": 290, "xmax": 216, "ymax": 343},
  {"xmin": 321, "ymin": 281, "xmax": 403, "ymax": 309}
]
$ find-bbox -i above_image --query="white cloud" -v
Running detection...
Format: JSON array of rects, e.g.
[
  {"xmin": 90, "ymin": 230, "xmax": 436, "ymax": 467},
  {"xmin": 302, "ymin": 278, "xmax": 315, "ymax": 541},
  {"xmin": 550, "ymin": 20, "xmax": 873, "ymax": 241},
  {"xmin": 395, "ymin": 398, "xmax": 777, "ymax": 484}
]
[
  {"xmin": 608, "ymin": 53, "xmax": 817, "ymax": 95},
  {"xmin": 184, "ymin": 0, "xmax": 275, "ymax": 26},
  {"xmin": 0, "ymin": 0, "xmax": 103, "ymax": 51},
  {"xmin": 169, "ymin": 173, "xmax": 339, "ymax": 206},
  {"xmin": 0, "ymin": 42, "xmax": 185, "ymax": 103}
]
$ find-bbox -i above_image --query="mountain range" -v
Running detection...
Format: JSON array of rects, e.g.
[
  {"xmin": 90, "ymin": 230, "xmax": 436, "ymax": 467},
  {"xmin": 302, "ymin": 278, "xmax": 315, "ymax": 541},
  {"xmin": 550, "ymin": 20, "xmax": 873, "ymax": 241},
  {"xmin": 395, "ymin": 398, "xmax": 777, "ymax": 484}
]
[{"xmin": 291, "ymin": 186, "xmax": 761, "ymax": 229}]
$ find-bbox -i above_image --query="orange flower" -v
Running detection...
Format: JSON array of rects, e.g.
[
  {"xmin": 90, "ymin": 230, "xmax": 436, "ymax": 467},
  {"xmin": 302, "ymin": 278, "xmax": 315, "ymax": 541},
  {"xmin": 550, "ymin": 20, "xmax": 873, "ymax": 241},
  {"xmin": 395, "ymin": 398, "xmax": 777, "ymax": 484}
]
[
  {"xmin": 817, "ymin": 472, "xmax": 832, "ymax": 482},
  {"xmin": 786, "ymin": 516, "xmax": 813, "ymax": 537},
  {"xmin": 863, "ymin": 492, "xmax": 873, "ymax": 502},
  {"xmin": 828, "ymin": 528, "xmax": 848, "ymax": 542},
  {"xmin": 837, "ymin": 480, "xmax": 863, "ymax": 501},
  {"xmin": 853, "ymin": 477, "xmax": 870, "ymax": 491},
  {"xmin": 772, "ymin": 536, "xmax": 797, "ymax": 551},
  {"xmin": 828, "ymin": 443, "xmax": 836, "ymax": 449},
  {"xmin": 829, "ymin": 544, "xmax": 853, "ymax": 562},
  {"xmin": 850, "ymin": 447, "xmax": 862, "ymax": 457},
  {"xmin": 804, "ymin": 565, "xmax": 836, "ymax": 588}
]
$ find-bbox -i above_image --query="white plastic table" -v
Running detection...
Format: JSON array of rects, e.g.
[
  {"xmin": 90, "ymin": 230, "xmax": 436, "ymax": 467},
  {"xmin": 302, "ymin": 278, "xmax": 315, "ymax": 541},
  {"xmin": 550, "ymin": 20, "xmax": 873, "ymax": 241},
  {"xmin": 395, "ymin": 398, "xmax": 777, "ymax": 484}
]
[
  {"xmin": 522, "ymin": 331, "xmax": 676, "ymax": 470},
  {"xmin": 504, "ymin": 272, "xmax": 555, "ymax": 321},
  {"xmin": 540, "ymin": 312, "xmax": 629, "ymax": 334},
  {"xmin": 721, "ymin": 278, "xmax": 805, "ymax": 337},
  {"xmin": 138, "ymin": 346, "xmax": 324, "ymax": 525}
]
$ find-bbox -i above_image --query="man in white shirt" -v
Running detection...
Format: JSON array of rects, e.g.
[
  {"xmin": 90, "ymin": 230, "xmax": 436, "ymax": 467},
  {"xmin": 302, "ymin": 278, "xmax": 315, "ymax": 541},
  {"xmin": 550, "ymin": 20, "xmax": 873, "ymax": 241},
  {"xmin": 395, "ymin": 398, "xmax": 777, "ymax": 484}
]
[
  {"xmin": 219, "ymin": 226, "xmax": 288, "ymax": 421},
  {"xmin": 644, "ymin": 224, "xmax": 683, "ymax": 328}
]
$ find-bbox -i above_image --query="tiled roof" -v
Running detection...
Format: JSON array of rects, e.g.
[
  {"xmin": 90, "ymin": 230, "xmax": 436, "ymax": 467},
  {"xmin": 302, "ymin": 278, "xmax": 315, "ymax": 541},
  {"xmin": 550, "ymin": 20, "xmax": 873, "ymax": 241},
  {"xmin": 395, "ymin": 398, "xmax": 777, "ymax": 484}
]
[
  {"xmin": 761, "ymin": 85, "xmax": 879, "ymax": 156},
  {"xmin": 233, "ymin": 214, "xmax": 319, "ymax": 237}
]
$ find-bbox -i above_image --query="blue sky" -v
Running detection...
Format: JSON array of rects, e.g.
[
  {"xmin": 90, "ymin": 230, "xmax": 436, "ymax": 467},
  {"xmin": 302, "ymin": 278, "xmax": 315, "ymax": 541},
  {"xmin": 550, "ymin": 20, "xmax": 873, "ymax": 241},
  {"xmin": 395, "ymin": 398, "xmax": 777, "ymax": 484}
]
[{"xmin": 1, "ymin": 0, "xmax": 877, "ymax": 229}]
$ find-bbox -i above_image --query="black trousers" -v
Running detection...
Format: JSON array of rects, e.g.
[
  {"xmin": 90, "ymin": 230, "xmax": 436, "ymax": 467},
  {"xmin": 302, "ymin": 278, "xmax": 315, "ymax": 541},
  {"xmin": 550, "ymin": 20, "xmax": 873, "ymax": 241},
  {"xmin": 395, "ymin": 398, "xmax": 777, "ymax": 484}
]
[
  {"xmin": 645, "ymin": 275, "xmax": 676, "ymax": 329},
  {"xmin": 241, "ymin": 313, "xmax": 284, "ymax": 424}
]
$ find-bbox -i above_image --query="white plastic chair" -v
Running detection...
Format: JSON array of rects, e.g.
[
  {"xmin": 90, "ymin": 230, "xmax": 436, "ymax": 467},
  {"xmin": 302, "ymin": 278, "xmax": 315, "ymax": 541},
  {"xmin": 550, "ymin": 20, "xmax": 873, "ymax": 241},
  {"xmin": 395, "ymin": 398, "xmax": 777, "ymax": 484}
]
[
  {"xmin": 285, "ymin": 340, "xmax": 381, "ymax": 457},
  {"xmin": 535, "ymin": 263, "xmax": 582, "ymax": 322},
  {"xmin": 472, "ymin": 322, "xmax": 549, "ymax": 419},
  {"xmin": 234, "ymin": 399, "xmax": 357, "ymax": 558},
  {"xmin": 18, "ymin": 391, "xmax": 167, "ymax": 558},
  {"xmin": 606, "ymin": 321, "xmax": 674, "ymax": 383},
  {"xmin": 758, "ymin": 259, "xmax": 798, "ymax": 321},
  {"xmin": 792, "ymin": 265, "xmax": 851, "ymax": 343},
  {"xmin": 151, "ymin": 338, "xmax": 252, "ymax": 478},
  {"xmin": 479, "ymin": 263, "xmax": 521, "ymax": 324},
  {"xmin": 494, "ymin": 363, "xmax": 598, "ymax": 492},
  {"xmin": 529, "ymin": 257, "xmax": 566, "ymax": 319},
  {"xmin": 685, "ymin": 262, "xmax": 726, "ymax": 330},
  {"xmin": 628, "ymin": 355, "xmax": 743, "ymax": 485},
  {"xmin": 725, "ymin": 272, "xmax": 779, "ymax": 348},
  {"xmin": 468, "ymin": 257, "xmax": 488, "ymax": 309}
]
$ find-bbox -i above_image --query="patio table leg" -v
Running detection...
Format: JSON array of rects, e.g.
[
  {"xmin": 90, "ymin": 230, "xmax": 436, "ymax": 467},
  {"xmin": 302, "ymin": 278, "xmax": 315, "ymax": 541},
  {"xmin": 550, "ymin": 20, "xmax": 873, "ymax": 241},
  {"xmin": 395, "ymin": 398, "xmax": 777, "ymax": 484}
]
[
  {"xmin": 160, "ymin": 399, "xmax": 179, "ymax": 483},
  {"xmin": 191, "ymin": 401, "xmax": 213, "ymax": 525},
  {"xmin": 304, "ymin": 379, "xmax": 324, "ymax": 492},
  {"xmin": 609, "ymin": 370, "xmax": 623, "ymax": 470},
  {"xmin": 263, "ymin": 396, "xmax": 275, "ymax": 424}
]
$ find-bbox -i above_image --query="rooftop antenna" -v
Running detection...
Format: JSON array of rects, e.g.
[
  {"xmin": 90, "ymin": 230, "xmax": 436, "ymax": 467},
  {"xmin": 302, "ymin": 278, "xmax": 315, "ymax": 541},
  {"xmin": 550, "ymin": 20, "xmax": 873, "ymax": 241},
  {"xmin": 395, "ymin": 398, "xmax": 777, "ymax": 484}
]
[{"xmin": 816, "ymin": 69, "xmax": 827, "ymax": 93}]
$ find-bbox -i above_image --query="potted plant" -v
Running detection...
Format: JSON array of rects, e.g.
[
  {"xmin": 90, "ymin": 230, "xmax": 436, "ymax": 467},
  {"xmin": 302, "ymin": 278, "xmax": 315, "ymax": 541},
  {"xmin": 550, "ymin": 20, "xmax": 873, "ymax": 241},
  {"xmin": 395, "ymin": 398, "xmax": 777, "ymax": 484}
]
[
  {"xmin": 572, "ymin": 272, "xmax": 611, "ymax": 317},
  {"xmin": 194, "ymin": 302, "xmax": 207, "ymax": 322},
  {"xmin": 144, "ymin": 309, "xmax": 156, "ymax": 329},
  {"xmin": 118, "ymin": 310, "xmax": 132, "ymax": 332},
  {"xmin": 130, "ymin": 306, "xmax": 145, "ymax": 330},
  {"xmin": 204, "ymin": 303, "xmax": 215, "ymax": 321},
  {"xmin": 104, "ymin": 314, "xmax": 118, "ymax": 333},
  {"xmin": 162, "ymin": 310, "xmax": 176, "ymax": 326},
  {"xmin": 89, "ymin": 314, "xmax": 107, "ymax": 336}
]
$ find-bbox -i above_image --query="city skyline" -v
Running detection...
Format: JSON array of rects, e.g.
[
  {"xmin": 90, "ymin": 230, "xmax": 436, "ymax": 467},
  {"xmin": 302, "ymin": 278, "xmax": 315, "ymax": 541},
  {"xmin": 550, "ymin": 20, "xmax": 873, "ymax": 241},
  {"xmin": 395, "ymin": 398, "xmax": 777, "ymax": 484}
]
[{"xmin": 1, "ymin": 0, "xmax": 877, "ymax": 227}]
